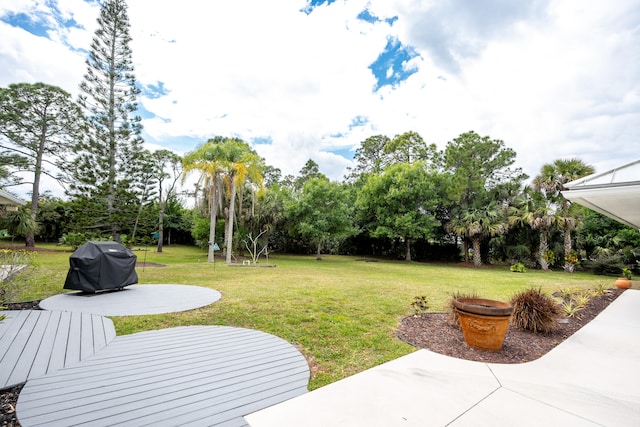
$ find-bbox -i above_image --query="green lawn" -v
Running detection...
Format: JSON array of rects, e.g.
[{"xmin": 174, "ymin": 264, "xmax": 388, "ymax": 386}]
[{"xmin": 13, "ymin": 244, "xmax": 616, "ymax": 389}]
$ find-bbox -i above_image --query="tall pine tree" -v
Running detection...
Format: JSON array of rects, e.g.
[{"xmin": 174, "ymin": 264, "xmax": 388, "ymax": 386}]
[{"xmin": 70, "ymin": 0, "xmax": 144, "ymax": 242}]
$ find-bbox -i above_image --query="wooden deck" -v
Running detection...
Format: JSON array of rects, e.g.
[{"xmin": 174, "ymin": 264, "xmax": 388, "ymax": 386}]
[
  {"xmin": 0, "ymin": 310, "xmax": 116, "ymax": 389},
  {"xmin": 39, "ymin": 284, "xmax": 223, "ymax": 316},
  {"xmin": 17, "ymin": 326, "xmax": 310, "ymax": 427}
]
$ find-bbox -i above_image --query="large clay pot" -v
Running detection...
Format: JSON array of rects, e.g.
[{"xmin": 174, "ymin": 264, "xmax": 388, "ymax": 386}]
[
  {"xmin": 615, "ymin": 277, "xmax": 632, "ymax": 289},
  {"xmin": 453, "ymin": 298, "xmax": 513, "ymax": 351}
]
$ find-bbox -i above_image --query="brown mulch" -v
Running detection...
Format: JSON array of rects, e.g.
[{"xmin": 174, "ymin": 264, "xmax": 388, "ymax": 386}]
[
  {"xmin": 0, "ymin": 290, "xmax": 625, "ymax": 426},
  {"xmin": 397, "ymin": 288, "xmax": 624, "ymax": 363}
]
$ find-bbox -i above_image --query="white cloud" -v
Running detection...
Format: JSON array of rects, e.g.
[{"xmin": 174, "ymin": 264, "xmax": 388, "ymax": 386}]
[{"xmin": 1, "ymin": 0, "xmax": 638, "ymax": 200}]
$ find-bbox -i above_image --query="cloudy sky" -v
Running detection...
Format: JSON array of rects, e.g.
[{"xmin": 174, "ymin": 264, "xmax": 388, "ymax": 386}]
[{"xmin": 1, "ymin": 0, "xmax": 639, "ymax": 199}]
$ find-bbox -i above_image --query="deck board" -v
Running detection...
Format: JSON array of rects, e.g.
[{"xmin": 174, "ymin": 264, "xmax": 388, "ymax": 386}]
[
  {"xmin": 17, "ymin": 326, "xmax": 309, "ymax": 427},
  {"xmin": 0, "ymin": 310, "xmax": 115, "ymax": 389}
]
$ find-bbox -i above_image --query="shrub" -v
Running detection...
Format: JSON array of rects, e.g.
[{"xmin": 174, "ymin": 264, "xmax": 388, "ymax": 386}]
[
  {"xmin": 411, "ymin": 295, "xmax": 429, "ymax": 315},
  {"xmin": 510, "ymin": 262, "xmax": 527, "ymax": 273},
  {"xmin": 510, "ymin": 288, "xmax": 561, "ymax": 334},
  {"xmin": 585, "ymin": 256, "xmax": 626, "ymax": 276},
  {"xmin": 59, "ymin": 232, "xmax": 89, "ymax": 249}
]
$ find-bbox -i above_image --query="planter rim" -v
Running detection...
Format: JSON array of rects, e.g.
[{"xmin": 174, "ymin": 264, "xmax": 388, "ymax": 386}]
[{"xmin": 453, "ymin": 298, "xmax": 513, "ymax": 316}]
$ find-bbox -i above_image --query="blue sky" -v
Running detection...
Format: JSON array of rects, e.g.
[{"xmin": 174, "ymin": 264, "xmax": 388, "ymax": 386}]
[{"xmin": 1, "ymin": 0, "xmax": 639, "ymax": 199}]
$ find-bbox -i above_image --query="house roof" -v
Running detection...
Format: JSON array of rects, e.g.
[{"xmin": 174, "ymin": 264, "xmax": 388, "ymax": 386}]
[
  {"xmin": 561, "ymin": 159, "xmax": 640, "ymax": 230},
  {"xmin": 0, "ymin": 189, "xmax": 27, "ymax": 207}
]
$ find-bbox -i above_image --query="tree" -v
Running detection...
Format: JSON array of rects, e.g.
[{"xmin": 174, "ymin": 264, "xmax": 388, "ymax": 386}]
[
  {"xmin": 533, "ymin": 158, "xmax": 595, "ymax": 272},
  {"xmin": 0, "ymin": 206, "xmax": 38, "ymax": 242},
  {"xmin": 448, "ymin": 202, "xmax": 509, "ymax": 266},
  {"xmin": 509, "ymin": 188, "xmax": 558, "ymax": 270},
  {"xmin": 183, "ymin": 137, "xmax": 264, "ymax": 264},
  {"xmin": 183, "ymin": 140, "xmax": 228, "ymax": 262},
  {"xmin": 295, "ymin": 159, "xmax": 324, "ymax": 191},
  {"xmin": 69, "ymin": 0, "xmax": 144, "ymax": 242},
  {"xmin": 218, "ymin": 140, "xmax": 264, "ymax": 264},
  {"xmin": 0, "ymin": 83, "xmax": 86, "ymax": 247},
  {"xmin": 152, "ymin": 150, "xmax": 182, "ymax": 252},
  {"xmin": 356, "ymin": 163, "xmax": 441, "ymax": 261},
  {"xmin": 444, "ymin": 131, "xmax": 526, "ymax": 265},
  {"xmin": 383, "ymin": 131, "xmax": 440, "ymax": 167},
  {"xmin": 288, "ymin": 177, "xmax": 356, "ymax": 259},
  {"xmin": 0, "ymin": 150, "xmax": 27, "ymax": 188},
  {"xmin": 346, "ymin": 135, "xmax": 390, "ymax": 181}
]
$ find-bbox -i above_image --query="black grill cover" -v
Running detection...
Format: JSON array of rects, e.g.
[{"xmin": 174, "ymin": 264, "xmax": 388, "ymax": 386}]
[{"xmin": 64, "ymin": 241, "xmax": 138, "ymax": 292}]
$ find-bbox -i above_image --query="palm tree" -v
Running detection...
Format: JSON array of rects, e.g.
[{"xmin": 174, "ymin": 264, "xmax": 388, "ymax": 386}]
[
  {"xmin": 448, "ymin": 201, "xmax": 509, "ymax": 266},
  {"xmin": 218, "ymin": 140, "xmax": 264, "ymax": 264},
  {"xmin": 509, "ymin": 187, "xmax": 558, "ymax": 270},
  {"xmin": 1, "ymin": 206, "xmax": 38, "ymax": 243},
  {"xmin": 533, "ymin": 158, "xmax": 595, "ymax": 272},
  {"xmin": 182, "ymin": 141, "xmax": 228, "ymax": 263}
]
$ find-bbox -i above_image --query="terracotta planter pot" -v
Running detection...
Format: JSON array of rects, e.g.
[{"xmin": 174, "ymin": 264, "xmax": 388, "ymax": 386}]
[
  {"xmin": 615, "ymin": 277, "xmax": 632, "ymax": 289},
  {"xmin": 453, "ymin": 298, "xmax": 513, "ymax": 351}
]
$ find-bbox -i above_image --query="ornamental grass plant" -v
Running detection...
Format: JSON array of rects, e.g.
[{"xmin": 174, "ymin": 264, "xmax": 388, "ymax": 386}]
[{"xmin": 510, "ymin": 287, "xmax": 562, "ymax": 333}]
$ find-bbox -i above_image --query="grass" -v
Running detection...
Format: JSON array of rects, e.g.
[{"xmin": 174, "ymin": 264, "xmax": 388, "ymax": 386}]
[{"xmin": 10, "ymin": 243, "xmax": 616, "ymax": 389}]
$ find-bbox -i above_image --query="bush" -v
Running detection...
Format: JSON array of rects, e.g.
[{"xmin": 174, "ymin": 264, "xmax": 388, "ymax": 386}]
[
  {"xmin": 510, "ymin": 288, "xmax": 562, "ymax": 334},
  {"xmin": 510, "ymin": 262, "xmax": 527, "ymax": 273},
  {"xmin": 411, "ymin": 295, "xmax": 429, "ymax": 315},
  {"xmin": 584, "ymin": 256, "xmax": 626, "ymax": 276},
  {"xmin": 59, "ymin": 232, "xmax": 89, "ymax": 249}
]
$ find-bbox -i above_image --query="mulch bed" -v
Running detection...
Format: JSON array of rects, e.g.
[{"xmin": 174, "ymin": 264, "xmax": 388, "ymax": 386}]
[
  {"xmin": 397, "ymin": 288, "xmax": 624, "ymax": 363},
  {"xmin": 0, "ymin": 290, "xmax": 625, "ymax": 426}
]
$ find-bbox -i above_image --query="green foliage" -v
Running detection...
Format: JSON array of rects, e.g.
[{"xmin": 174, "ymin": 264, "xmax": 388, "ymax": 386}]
[
  {"xmin": 183, "ymin": 136, "xmax": 265, "ymax": 263},
  {"xmin": 411, "ymin": 295, "xmax": 429, "ymax": 315},
  {"xmin": 621, "ymin": 267, "xmax": 632, "ymax": 280},
  {"xmin": 0, "ymin": 205, "xmax": 38, "ymax": 239},
  {"xmin": 0, "ymin": 82, "xmax": 85, "ymax": 205},
  {"xmin": 510, "ymin": 262, "xmax": 527, "ymax": 273},
  {"xmin": 559, "ymin": 299, "xmax": 583, "ymax": 318},
  {"xmin": 510, "ymin": 288, "xmax": 562, "ymax": 333},
  {"xmin": 585, "ymin": 256, "xmax": 627, "ymax": 276},
  {"xmin": 356, "ymin": 163, "xmax": 442, "ymax": 261},
  {"xmin": 544, "ymin": 250, "xmax": 555, "ymax": 266},
  {"xmin": 554, "ymin": 289, "xmax": 591, "ymax": 318},
  {"xmin": 70, "ymin": 0, "xmax": 144, "ymax": 243},
  {"xmin": 591, "ymin": 282, "xmax": 612, "ymax": 296},
  {"xmin": 287, "ymin": 177, "xmax": 356, "ymax": 259},
  {"xmin": 59, "ymin": 232, "xmax": 89, "ymax": 249}
]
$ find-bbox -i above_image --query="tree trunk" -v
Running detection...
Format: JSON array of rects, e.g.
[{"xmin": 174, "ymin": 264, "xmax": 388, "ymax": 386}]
[
  {"xmin": 538, "ymin": 230, "xmax": 549, "ymax": 271},
  {"xmin": 316, "ymin": 241, "xmax": 322, "ymax": 260},
  {"xmin": 405, "ymin": 238, "xmax": 411, "ymax": 261},
  {"xmin": 156, "ymin": 206, "xmax": 164, "ymax": 253},
  {"xmin": 463, "ymin": 238, "xmax": 470, "ymax": 263},
  {"xmin": 225, "ymin": 176, "xmax": 237, "ymax": 264},
  {"xmin": 207, "ymin": 183, "xmax": 218, "ymax": 263},
  {"xmin": 563, "ymin": 224, "xmax": 573, "ymax": 273},
  {"xmin": 472, "ymin": 236, "xmax": 482, "ymax": 267},
  {"xmin": 26, "ymin": 134, "xmax": 46, "ymax": 248}
]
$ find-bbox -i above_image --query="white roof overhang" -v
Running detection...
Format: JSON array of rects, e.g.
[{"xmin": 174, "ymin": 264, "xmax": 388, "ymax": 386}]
[
  {"xmin": 561, "ymin": 160, "xmax": 640, "ymax": 230},
  {"xmin": 0, "ymin": 189, "xmax": 27, "ymax": 208}
]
